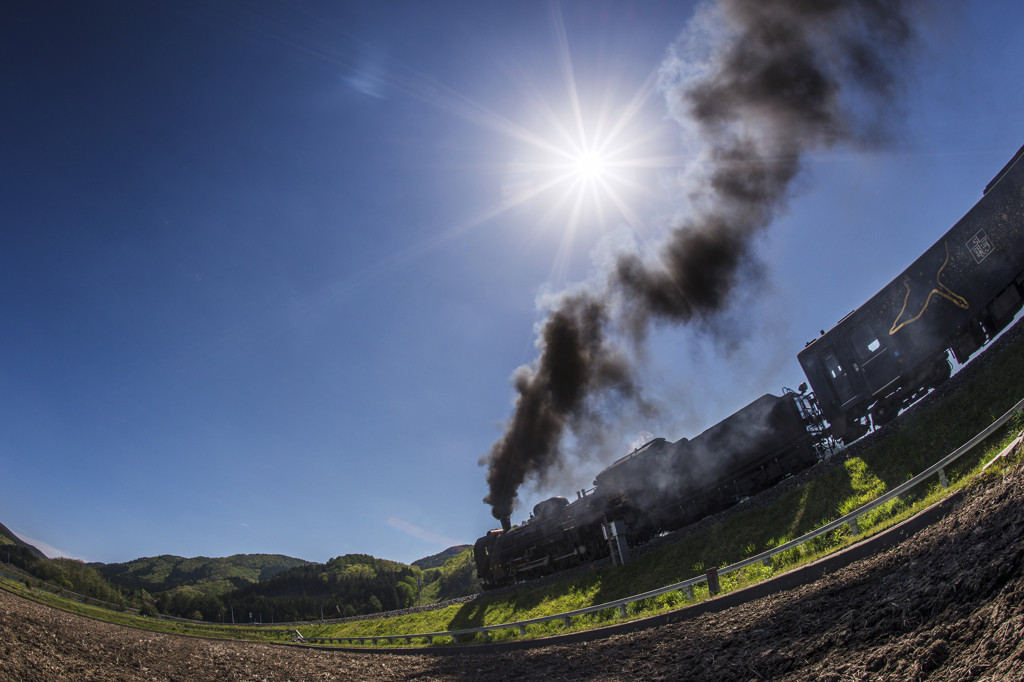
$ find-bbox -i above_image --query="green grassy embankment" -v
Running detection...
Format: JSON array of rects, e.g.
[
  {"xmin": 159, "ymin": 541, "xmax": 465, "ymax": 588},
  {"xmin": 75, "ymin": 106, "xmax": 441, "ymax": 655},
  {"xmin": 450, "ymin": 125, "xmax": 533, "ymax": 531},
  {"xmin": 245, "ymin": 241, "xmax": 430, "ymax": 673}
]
[
  {"xmin": 6, "ymin": 331, "xmax": 1024, "ymax": 647},
  {"xmin": 294, "ymin": 330, "xmax": 1024, "ymax": 647}
]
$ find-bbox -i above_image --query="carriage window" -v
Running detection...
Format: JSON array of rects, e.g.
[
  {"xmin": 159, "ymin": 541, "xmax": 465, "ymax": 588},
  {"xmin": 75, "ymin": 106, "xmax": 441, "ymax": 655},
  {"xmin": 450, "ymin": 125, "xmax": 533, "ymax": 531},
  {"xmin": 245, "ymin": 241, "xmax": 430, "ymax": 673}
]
[
  {"xmin": 823, "ymin": 353, "xmax": 843, "ymax": 378},
  {"xmin": 850, "ymin": 324, "xmax": 882, "ymax": 360},
  {"xmin": 821, "ymin": 351, "xmax": 857, "ymax": 403}
]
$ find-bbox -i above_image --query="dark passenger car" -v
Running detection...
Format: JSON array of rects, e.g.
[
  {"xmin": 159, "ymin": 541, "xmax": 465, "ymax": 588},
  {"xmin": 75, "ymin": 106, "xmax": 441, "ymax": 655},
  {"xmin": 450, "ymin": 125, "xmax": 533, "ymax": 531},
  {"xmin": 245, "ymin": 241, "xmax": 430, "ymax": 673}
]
[{"xmin": 799, "ymin": 145, "xmax": 1024, "ymax": 441}]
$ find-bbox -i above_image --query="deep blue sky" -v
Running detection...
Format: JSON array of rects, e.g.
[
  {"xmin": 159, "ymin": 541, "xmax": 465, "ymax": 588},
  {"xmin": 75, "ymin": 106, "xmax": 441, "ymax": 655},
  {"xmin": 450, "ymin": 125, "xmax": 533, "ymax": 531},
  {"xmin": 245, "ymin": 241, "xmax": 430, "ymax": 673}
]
[{"xmin": 2, "ymin": 0, "xmax": 1022, "ymax": 565}]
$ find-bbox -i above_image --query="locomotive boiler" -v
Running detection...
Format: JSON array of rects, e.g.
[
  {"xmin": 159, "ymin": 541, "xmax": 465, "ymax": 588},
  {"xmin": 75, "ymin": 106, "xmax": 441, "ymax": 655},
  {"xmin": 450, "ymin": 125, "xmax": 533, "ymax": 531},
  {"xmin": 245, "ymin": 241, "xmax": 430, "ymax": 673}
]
[{"xmin": 475, "ymin": 391, "xmax": 825, "ymax": 589}]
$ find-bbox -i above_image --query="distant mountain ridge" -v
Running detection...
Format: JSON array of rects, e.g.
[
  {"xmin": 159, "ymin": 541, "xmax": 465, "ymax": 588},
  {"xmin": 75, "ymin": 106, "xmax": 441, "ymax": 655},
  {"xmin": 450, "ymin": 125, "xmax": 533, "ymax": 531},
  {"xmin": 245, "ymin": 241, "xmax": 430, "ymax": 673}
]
[
  {"xmin": 0, "ymin": 521, "xmax": 46, "ymax": 559},
  {"xmin": 1, "ymin": 522, "xmax": 482, "ymax": 617},
  {"xmin": 92, "ymin": 553, "xmax": 310, "ymax": 597},
  {"xmin": 411, "ymin": 544, "xmax": 472, "ymax": 570},
  {"xmin": 215, "ymin": 553, "xmax": 422, "ymax": 621}
]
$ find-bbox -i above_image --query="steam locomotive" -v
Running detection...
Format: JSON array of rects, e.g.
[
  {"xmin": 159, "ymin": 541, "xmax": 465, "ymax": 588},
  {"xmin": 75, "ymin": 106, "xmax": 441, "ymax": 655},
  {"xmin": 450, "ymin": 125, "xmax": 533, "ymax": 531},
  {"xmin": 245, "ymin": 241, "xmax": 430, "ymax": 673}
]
[{"xmin": 475, "ymin": 143, "xmax": 1024, "ymax": 589}]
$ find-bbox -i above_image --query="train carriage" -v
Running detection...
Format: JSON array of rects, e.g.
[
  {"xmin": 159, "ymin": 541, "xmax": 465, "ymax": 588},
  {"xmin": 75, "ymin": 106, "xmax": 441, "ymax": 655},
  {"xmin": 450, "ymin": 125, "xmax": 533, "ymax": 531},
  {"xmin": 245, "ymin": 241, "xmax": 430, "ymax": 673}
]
[
  {"xmin": 476, "ymin": 143, "xmax": 1024, "ymax": 588},
  {"xmin": 800, "ymin": 144, "xmax": 1024, "ymax": 441}
]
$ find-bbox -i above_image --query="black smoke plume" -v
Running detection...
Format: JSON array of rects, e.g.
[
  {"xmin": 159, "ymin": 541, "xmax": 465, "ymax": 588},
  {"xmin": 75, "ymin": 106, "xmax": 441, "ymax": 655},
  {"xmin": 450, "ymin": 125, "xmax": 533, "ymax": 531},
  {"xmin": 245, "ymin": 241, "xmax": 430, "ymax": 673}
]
[{"xmin": 482, "ymin": 0, "xmax": 921, "ymax": 521}]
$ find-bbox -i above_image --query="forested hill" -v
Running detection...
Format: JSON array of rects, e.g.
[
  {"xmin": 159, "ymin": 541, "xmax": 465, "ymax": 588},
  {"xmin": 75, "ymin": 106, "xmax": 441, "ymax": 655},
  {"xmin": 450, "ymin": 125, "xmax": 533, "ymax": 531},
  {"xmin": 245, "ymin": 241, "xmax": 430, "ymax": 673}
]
[
  {"xmin": 411, "ymin": 545, "xmax": 472, "ymax": 570},
  {"xmin": 0, "ymin": 521, "xmax": 46, "ymax": 559},
  {"xmin": 93, "ymin": 554, "xmax": 309, "ymax": 597},
  {"xmin": 219, "ymin": 554, "xmax": 419, "ymax": 622}
]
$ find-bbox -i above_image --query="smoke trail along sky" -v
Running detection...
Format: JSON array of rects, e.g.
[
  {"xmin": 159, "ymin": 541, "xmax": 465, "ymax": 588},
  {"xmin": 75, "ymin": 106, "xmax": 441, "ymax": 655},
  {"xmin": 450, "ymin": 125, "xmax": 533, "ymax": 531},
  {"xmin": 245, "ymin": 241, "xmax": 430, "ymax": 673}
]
[{"xmin": 482, "ymin": 0, "xmax": 921, "ymax": 521}]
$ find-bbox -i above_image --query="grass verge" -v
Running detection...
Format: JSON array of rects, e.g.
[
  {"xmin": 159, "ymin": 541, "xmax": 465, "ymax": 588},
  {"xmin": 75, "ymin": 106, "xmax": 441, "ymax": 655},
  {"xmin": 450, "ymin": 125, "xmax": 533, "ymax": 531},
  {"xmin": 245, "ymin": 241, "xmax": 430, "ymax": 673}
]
[
  {"xmin": 7, "ymin": 331, "xmax": 1024, "ymax": 648},
  {"xmin": 295, "ymin": 330, "xmax": 1024, "ymax": 647}
]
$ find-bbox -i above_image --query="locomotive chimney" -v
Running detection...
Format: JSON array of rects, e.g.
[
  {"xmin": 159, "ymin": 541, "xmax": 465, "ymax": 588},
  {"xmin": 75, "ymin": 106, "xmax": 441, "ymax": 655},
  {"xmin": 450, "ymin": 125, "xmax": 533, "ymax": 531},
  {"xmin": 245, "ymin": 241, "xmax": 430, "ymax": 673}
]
[{"xmin": 501, "ymin": 518, "xmax": 511, "ymax": 532}]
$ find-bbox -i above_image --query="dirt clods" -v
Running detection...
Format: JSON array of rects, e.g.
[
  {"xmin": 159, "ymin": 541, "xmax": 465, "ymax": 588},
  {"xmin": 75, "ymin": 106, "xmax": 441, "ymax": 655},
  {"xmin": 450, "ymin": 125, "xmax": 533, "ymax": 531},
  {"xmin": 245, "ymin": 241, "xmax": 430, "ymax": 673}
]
[{"xmin": 4, "ymin": 460, "xmax": 1024, "ymax": 680}]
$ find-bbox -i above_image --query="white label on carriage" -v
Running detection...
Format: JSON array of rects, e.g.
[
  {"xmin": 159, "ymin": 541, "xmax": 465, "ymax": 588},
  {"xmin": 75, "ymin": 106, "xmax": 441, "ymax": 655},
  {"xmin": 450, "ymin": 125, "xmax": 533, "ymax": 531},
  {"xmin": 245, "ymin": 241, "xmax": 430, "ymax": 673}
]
[{"xmin": 967, "ymin": 229, "xmax": 993, "ymax": 264}]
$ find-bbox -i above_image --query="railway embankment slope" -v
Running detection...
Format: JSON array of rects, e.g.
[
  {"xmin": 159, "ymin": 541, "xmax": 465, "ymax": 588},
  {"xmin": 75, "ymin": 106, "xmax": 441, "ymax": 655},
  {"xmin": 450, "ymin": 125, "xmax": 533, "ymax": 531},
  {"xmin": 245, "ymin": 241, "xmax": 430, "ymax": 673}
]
[
  {"xmin": 285, "ymin": 314, "xmax": 1024, "ymax": 641},
  {"xmin": 3, "ymin": 449, "xmax": 1024, "ymax": 680}
]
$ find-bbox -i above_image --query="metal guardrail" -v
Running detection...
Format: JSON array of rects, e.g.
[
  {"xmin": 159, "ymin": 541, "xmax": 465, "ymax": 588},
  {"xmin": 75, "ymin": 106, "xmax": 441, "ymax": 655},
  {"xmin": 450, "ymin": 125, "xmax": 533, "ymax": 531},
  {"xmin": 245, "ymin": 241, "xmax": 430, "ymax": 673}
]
[
  {"xmin": 304, "ymin": 395, "xmax": 1024, "ymax": 648},
  {"xmin": 181, "ymin": 625, "xmax": 294, "ymax": 637},
  {"xmin": 721, "ymin": 396, "xmax": 1024, "ymax": 580}
]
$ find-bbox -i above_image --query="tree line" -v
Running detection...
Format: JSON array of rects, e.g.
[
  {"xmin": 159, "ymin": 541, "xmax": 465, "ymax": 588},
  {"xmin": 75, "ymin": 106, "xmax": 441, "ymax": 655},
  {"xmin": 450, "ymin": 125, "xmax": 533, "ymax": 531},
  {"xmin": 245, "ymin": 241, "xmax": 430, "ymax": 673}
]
[
  {"xmin": 2, "ymin": 544, "xmax": 481, "ymax": 623},
  {"xmin": 4, "ymin": 548, "xmax": 130, "ymax": 608},
  {"xmin": 143, "ymin": 554, "xmax": 422, "ymax": 622}
]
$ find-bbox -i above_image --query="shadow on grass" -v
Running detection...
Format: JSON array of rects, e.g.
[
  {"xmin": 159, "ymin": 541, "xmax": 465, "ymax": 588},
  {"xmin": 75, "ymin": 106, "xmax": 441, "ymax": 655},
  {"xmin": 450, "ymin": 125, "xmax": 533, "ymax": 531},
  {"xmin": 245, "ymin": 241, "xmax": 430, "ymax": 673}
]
[
  {"xmin": 446, "ymin": 600, "xmax": 490, "ymax": 630},
  {"xmin": 444, "ymin": 328, "xmax": 1024, "ymax": 637},
  {"xmin": 445, "ymin": 572, "xmax": 604, "ymax": 631},
  {"xmin": 586, "ymin": 332, "xmax": 1024, "ymax": 608}
]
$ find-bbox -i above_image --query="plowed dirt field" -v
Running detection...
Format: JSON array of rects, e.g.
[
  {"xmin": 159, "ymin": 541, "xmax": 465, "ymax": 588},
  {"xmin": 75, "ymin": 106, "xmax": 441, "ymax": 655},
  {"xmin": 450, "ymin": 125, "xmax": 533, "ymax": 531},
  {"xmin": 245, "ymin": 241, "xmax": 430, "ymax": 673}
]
[{"xmin": 5, "ymin": 461, "xmax": 1024, "ymax": 681}]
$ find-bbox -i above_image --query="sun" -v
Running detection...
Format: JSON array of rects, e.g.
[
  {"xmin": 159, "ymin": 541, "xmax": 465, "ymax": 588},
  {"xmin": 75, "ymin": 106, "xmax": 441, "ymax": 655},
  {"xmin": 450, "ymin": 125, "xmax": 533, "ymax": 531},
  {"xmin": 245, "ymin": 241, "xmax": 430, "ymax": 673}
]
[
  {"xmin": 502, "ymin": 94, "xmax": 670, "ymax": 236},
  {"xmin": 486, "ymin": 8, "xmax": 681, "ymax": 276},
  {"xmin": 370, "ymin": 4, "xmax": 682, "ymax": 285},
  {"xmin": 572, "ymin": 149, "xmax": 607, "ymax": 183}
]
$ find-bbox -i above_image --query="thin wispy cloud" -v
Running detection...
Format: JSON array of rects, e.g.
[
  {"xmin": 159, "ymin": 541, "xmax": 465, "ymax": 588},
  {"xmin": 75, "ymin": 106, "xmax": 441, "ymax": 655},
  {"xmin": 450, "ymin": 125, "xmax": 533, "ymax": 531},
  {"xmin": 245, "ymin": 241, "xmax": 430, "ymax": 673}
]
[
  {"xmin": 386, "ymin": 517, "xmax": 463, "ymax": 547},
  {"xmin": 14, "ymin": 531, "xmax": 84, "ymax": 561}
]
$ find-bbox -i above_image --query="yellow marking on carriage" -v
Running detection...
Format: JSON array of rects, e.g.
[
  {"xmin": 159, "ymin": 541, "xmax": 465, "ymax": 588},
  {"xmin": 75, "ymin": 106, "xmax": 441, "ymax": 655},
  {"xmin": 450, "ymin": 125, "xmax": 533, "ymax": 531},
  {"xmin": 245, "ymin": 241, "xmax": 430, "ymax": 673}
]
[{"xmin": 890, "ymin": 241, "xmax": 969, "ymax": 335}]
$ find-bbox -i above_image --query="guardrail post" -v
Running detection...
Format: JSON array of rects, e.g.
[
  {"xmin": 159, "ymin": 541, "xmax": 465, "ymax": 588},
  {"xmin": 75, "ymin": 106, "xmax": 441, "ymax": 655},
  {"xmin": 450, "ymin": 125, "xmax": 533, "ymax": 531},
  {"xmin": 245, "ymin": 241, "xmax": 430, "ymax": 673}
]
[
  {"xmin": 259, "ymin": 399, "xmax": 1024, "ymax": 650},
  {"xmin": 562, "ymin": 616, "xmax": 571, "ymax": 628},
  {"xmin": 706, "ymin": 567, "xmax": 720, "ymax": 596},
  {"xmin": 761, "ymin": 557, "xmax": 772, "ymax": 568}
]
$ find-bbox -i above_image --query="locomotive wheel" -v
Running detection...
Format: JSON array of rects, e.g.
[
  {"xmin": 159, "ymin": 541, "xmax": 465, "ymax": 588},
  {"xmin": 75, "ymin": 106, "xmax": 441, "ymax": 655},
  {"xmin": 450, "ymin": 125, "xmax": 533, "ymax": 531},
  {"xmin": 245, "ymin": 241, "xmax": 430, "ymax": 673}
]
[
  {"xmin": 931, "ymin": 364, "xmax": 952, "ymax": 388},
  {"xmin": 872, "ymin": 403, "xmax": 897, "ymax": 427},
  {"xmin": 553, "ymin": 543, "xmax": 575, "ymax": 570},
  {"xmin": 581, "ymin": 536, "xmax": 601, "ymax": 563}
]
